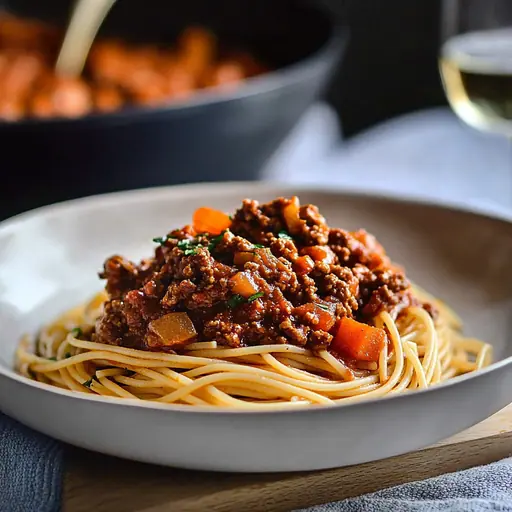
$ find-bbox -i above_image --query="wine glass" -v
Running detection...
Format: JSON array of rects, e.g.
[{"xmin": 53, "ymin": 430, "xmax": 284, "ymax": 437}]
[{"xmin": 440, "ymin": 0, "xmax": 512, "ymax": 137}]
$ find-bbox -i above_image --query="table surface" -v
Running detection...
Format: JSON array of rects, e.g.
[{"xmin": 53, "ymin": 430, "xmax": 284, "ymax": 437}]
[{"xmin": 64, "ymin": 405, "xmax": 512, "ymax": 512}]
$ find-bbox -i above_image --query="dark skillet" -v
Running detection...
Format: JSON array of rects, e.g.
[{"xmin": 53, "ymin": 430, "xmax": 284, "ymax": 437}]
[{"xmin": 0, "ymin": 0, "xmax": 346, "ymax": 221}]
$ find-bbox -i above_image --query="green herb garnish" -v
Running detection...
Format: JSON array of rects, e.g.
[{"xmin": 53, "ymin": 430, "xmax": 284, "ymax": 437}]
[
  {"xmin": 179, "ymin": 237, "xmax": 206, "ymax": 256},
  {"xmin": 316, "ymin": 303, "xmax": 330, "ymax": 312},
  {"xmin": 207, "ymin": 231, "xmax": 227, "ymax": 252},
  {"xmin": 65, "ymin": 352, "xmax": 72, "ymax": 359},
  {"xmin": 48, "ymin": 357, "xmax": 57, "ymax": 361},
  {"xmin": 277, "ymin": 230, "xmax": 293, "ymax": 240},
  {"xmin": 177, "ymin": 239, "xmax": 192, "ymax": 249},
  {"xmin": 152, "ymin": 236, "xmax": 168, "ymax": 245},
  {"xmin": 71, "ymin": 327, "xmax": 82, "ymax": 338},
  {"xmin": 248, "ymin": 292, "xmax": 264, "ymax": 302},
  {"xmin": 227, "ymin": 294, "xmax": 246, "ymax": 309},
  {"xmin": 252, "ymin": 243, "xmax": 264, "ymax": 249},
  {"xmin": 83, "ymin": 378, "xmax": 94, "ymax": 388}
]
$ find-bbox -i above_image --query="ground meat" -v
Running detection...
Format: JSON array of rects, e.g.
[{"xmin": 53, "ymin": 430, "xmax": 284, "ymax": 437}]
[
  {"xmin": 100, "ymin": 256, "xmax": 139, "ymax": 300},
  {"xmin": 93, "ymin": 197, "xmax": 435, "ymax": 351}
]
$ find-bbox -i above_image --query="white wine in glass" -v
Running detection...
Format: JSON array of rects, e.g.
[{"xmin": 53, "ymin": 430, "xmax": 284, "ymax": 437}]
[{"xmin": 440, "ymin": 0, "xmax": 512, "ymax": 137}]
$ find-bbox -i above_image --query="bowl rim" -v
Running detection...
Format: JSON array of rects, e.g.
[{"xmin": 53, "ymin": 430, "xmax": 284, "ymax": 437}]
[
  {"xmin": 1, "ymin": 181, "xmax": 511, "ymax": 416},
  {"xmin": 0, "ymin": 3, "xmax": 346, "ymax": 130}
]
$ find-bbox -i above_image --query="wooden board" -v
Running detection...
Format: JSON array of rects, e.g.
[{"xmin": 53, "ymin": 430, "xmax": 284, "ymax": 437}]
[{"xmin": 64, "ymin": 404, "xmax": 512, "ymax": 512}]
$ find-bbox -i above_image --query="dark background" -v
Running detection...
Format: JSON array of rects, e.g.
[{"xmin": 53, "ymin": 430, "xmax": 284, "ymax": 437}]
[
  {"xmin": 3, "ymin": 0, "xmax": 448, "ymax": 137},
  {"xmin": 323, "ymin": 0, "xmax": 446, "ymax": 137}
]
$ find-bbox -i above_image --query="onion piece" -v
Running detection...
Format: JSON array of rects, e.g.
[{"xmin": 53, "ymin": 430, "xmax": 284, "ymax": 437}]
[
  {"xmin": 147, "ymin": 313, "xmax": 197, "ymax": 348},
  {"xmin": 283, "ymin": 196, "xmax": 302, "ymax": 234},
  {"xmin": 230, "ymin": 271, "xmax": 259, "ymax": 298},
  {"xmin": 234, "ymin": 251, "xmax": 256, "ymax": 266}
]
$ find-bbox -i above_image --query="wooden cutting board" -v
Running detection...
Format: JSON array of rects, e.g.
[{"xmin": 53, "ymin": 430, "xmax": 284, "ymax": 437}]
[{"xmin": 64, "ymin": 404, "xmax": 512, "ymax": 512}]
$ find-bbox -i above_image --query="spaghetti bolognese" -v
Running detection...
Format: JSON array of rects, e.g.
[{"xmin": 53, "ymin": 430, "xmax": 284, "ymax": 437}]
[{"xmin": 16, "ymin": 196, "xmax": 492, "ymax": 408}]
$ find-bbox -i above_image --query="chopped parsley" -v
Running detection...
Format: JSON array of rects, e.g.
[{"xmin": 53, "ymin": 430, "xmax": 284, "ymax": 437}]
[
  {"xmin": 83, "ymin": 378, "xmax": 95, "ymax": 388},
  {"xmin": 277, "ymin": 230, "xmax": 293, "ymax": 240},
  {"xmin": 315, "ymin": 303, "xmax": 330, "ymax": 312},
  {"xmin": 227, "ymin": 294, "xmax": 246, "ymax": 309},
  {"xmin": 177, "ymin": 239, "xmax": 192, "ymax": 249},
  {"xmin": 71, "ymin": 327, "xmax": 82, "ymax": 338},
  {"xmin": 65, "ymin": 352, "xmax": 72, "ymax": 359},
  {"xmin": 153, "ymin": 234, "xmax": 180, "ymax": 245},
  {"xmin": 48, "ymin": 357, "xmax": 57, "ymax": 361},
  {"xmin": 227, "ymin": 291, "xmax": 264, "ymax": 308},
  {"xmin": 176, "ymin": 231, "xmax": 232, "ymax": 255},
  {"xmin": 178, "ymin": 237, "xmax": 209, "ymax": 256},
  {"xmin": 251, "ymin": 243, "xmax": 264, "ymax": 249},
  {"xmin": 248, "ymin": 292, "xmax": 264, "ymax": 302},
  {"xmin": 207, "ymin": 231, "xmax": 227, "ymax": 252}
]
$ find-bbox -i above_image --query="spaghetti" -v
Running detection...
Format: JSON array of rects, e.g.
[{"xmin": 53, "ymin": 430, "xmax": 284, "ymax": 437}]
[
  {"xmin": 15, "ymin": 196, "xmax": 493, "ymax": 409},
  {"xmin": 16, "ymin": 286, "xmax": 492, "ymax": 409}
]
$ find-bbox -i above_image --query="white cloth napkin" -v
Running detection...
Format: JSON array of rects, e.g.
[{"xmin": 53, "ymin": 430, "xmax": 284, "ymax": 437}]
[{"xmin": 265, "ymin": 106, "xmax": 512, "ymax": 214}]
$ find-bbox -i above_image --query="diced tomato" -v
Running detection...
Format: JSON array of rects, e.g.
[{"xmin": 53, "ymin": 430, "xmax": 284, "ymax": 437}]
[
  {"xmin": 331, "ymin": 317, "xmax": 387, "ymax": 362},
  {"xmin": 192, "ymin": 207, "xmax": 231, "ymax": 235},
  {"xmin": 294, "ymin": 255, "xmax": 315, "ymax": 275}
]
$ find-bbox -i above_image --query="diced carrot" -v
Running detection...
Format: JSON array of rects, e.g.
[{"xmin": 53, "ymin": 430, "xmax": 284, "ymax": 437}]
[
  {"xmin": 283, "ymin": 196, "xmax": 302, "ymax": 234},
  {"xmin": 331, "ymin": 318, "xmax": 386, "ymax": 362},
  {"xmin": 230, "ymin": 272, "xmax": 259, "ymax": 298},
  {"xmin": 302, "ymin": 245, "xmax": 335, "ymax": 264},
  {"xmin": 192, "ymin": 207, "xmax": 231, "ymax": 235},
  {"xmin": 294, "ymin": 255, "xmax": 315, "ymax": 275},
  {"xmin": 294, "ymin": 303, "xmax": 336, "ymax": 331}
]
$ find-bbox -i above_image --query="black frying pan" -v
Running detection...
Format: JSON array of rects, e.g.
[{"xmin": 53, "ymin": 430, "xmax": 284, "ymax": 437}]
[{"xmin": 0, "ymin": 0, "xmax": 346, "ymax": 220}]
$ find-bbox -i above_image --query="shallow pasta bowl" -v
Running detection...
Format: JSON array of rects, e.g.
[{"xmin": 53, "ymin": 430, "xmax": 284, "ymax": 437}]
[{"xmin": 1, "ymin": 182, "xmax": 512, "ymax": 473}]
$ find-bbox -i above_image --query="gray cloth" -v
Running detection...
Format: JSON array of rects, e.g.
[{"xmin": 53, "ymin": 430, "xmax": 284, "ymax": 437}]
[
  {"xmin": 0, "ymin": 412, "xmax": 62, "ymax": 512},
  {"xmin": 298, "ymin": 458, "xmax": 512, "ymax": 511}
]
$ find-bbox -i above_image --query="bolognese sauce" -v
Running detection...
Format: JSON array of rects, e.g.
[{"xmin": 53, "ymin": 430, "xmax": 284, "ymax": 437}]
[
  {"xmin": 0, "ymin": 12, "xmax": 268, "ymax": 120},
  {"xmin": 96, "ymin": 197, "xmax": 435, "ymax": 356}
]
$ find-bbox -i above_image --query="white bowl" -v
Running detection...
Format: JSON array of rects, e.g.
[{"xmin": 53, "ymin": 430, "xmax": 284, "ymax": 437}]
[{"xmin": 1, "ymin": 182, "xmax": 512, "ymax": 472}]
